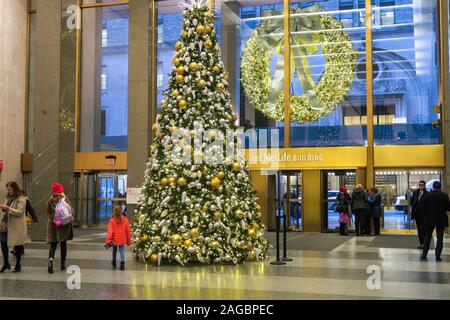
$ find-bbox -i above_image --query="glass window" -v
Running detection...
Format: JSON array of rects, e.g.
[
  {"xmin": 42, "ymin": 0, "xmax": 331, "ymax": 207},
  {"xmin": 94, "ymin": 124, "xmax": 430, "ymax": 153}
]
[
  {"xmin": 375, "ymin": 169, "xmax": 442, "ymax": 230},
  {"xmin": 373, "ymin": 0, "xmax": 440, "ymax": 145},
  {"xmin": 80, "ymin": 4, "xmax": 129, "ymax": 151},
  {"xmin": 289, "ymin": 1, "xmax": 366, "ymax": 147}
]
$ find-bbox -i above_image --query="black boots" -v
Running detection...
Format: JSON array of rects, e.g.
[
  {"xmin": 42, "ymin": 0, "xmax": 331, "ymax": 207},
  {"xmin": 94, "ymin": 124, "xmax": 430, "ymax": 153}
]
[
  {"xmin": 61, "ymin": 260, "xmax": 66, "ymax": 271},
  {"xmin": 13, "ymin": 249, "xmax": 22, "ymax": 272},
  {"xmin": 0, "ymin": 264, "xmax": 10, "ymax": 273},
  {"xmin": 120, "ymin": 262, "xmax": 125, "ymax": 271},
  {"xmin": 48, "ymin": 260, "xmax": 54, "ymax": 274},
  {"xmin": 112, "ymin": 259, "xmax": 117, "ymax": 269}
]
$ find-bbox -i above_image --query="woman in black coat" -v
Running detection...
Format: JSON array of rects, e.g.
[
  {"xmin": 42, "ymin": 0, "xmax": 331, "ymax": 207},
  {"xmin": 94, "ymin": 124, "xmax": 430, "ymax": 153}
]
[{"xmin": 368, "ymin": 187, "xmax": 382, "ymax": 236}]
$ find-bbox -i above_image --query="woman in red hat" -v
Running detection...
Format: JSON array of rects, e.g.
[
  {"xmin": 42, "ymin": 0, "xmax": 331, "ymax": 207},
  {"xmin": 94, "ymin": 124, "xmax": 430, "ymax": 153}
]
[{"xmin": 46, "ymin": 182, "xmax": 74, "ymax": 274}]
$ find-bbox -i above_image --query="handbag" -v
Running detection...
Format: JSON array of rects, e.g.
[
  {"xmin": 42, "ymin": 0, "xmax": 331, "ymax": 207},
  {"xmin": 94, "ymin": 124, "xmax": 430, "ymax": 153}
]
[{"xmin": 0, "ymin": 220, "xmax": 7, "ymax": 233}]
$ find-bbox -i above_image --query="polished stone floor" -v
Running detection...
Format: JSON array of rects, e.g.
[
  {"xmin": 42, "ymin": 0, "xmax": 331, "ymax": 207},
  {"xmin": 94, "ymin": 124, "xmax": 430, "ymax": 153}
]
[{"xmin": 0, "ymin": 230, "xmax": 449, "ymax": 300}]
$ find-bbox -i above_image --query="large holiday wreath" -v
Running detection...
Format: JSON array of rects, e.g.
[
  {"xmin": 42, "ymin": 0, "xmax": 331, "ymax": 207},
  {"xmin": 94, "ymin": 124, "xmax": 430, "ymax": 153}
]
[{"xmin": 241, "ymin": 5, "xmax": 358, "ymax": 123}]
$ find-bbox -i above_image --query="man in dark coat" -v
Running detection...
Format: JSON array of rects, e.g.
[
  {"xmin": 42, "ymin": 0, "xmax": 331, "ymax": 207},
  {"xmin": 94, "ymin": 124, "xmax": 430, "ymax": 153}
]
[
  {"xmin": 410, "ymin": 180, "xmax": 428, "ymax": 249},
  {"xmin": 421, "ymin": 181, "xmax": 450, "ymax": 261}
]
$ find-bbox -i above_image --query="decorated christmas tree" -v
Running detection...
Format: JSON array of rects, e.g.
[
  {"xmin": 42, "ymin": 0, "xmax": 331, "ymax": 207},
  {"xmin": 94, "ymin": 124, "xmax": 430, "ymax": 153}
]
[{"xmin": 131, "ymin": 0, "xmax": 268, "ymax": 266}]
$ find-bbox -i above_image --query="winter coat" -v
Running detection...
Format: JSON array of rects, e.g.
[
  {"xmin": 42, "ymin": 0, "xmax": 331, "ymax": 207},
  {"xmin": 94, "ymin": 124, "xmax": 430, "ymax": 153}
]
[
  {"xmin": 0, "ymin": 196, "xmax": 28, "ymax": 246},
  {"xmin": 350, "ymin": 188, "xmax": 369, "ymax": 211},
  {"xmin": 410, "ymin": 189, "xmax": 428, "ymax": 219},
  {"xmin": 46, "ymin": 195, "xmax": 74, "ymax": 243},
  {"xmin": 421, "ymin": 190, "xmax": 450, "ymax": 227},
  {"xmin": 368, "ymin": 193, "xmax": 382, "ymax": 218},
  {"xmin": 106, "ymin": 216, "xmax": 131, "ymax": 246},
  {"xmin": 336, "ymin": 192, "xmax": 351, "ymax": 213}
]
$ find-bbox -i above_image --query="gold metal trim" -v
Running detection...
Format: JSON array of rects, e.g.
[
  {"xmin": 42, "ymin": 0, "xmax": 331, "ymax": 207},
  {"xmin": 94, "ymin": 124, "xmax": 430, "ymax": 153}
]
[
  {"xmin": 80, "ymin": 1, "xmax": 130, "ymax": 9},
  {"xmin": 365, "ymin": 0, "xmax": 374, "ymax": 189},
  {"xmin": 283, "ymin": 0, "xmax": 290, "ymax": 149},
  {"xmin": 75, "ymin": 0, "xmax": 82, "ymax": 152},
  {"xmin": 151, "ymin": 0, "xmax": 157, "ymax": 136},
  {"xmin": 438, "ymin": 0, "xmax": 446, "ymax": 138}
]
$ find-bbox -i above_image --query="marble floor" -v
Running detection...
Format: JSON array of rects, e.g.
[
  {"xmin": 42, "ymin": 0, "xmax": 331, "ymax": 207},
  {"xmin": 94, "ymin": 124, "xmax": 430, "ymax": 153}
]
[{"xmin": 0, "ymin": 230, "xmax": 449, "ymax": 300}]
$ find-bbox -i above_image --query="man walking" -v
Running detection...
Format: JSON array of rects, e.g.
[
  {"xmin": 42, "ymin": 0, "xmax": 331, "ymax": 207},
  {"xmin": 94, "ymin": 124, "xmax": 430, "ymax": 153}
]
[
  {"xmin": 411, "ymin": 180, "xmax": 428, "ymax": 249},
  {"xmin": 421, "ymin": 181, "xmax": 450, "ymax": 262}
]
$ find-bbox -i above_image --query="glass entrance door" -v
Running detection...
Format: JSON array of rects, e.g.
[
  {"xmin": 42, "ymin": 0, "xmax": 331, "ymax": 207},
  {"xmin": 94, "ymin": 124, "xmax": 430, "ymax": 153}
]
[
  {"xmin": 375, "ymin": 169, "xmax": 442, "ymax": 231},
  {"xmin": 275, "ymin": 171, "xmax": 302, "ymax": 231},
  {"xmin": 321, "ymin": 170, "xmax": 355, "ymax": 232},
  {"xmin": 97, "ymin": 173, "xmax": 127, "ymax": 224}
]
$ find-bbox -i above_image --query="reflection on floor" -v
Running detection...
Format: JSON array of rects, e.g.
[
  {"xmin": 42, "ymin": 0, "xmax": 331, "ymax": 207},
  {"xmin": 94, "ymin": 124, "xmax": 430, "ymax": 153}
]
[{"xmin": 1, "ymin": 229, "xmax": 449, "ymax": 300}]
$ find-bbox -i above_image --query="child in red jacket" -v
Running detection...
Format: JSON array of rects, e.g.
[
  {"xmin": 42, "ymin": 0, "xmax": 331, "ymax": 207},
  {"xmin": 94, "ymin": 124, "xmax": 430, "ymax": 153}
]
[{"xmin": 106, "ymin": 206, "xmax": 131, "ymax": 270}]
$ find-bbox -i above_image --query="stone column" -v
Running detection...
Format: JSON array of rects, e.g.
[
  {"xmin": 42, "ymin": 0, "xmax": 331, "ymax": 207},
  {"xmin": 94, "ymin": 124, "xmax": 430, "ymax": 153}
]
[
  {"xmin": 31, "ymin": 0, "xmax": 75, "ymax": 241},
  {"xmin": 0, "ymin": 0, "xmax": 27, "ymax": 201},
  {"xmin": 127, "ymin": 0, "xmax": 151, "ymax": 222}
]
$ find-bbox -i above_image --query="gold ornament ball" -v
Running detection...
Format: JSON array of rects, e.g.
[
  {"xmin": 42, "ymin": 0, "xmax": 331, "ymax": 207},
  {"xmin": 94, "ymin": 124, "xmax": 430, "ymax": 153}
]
[
  {"xmin": 173, "ymin": 57, "xmax": 181, "ymax": 66},
  {"xmin": 140, "ymin": 235, "xmax": 149, "ymax": 242},
  {"xmin": 170, "ymin": 234, "xmax": 182, "ymax": 245},
  {"xmin": 177, "ymin": 177, "xmax": 187, "ymax": 186},
  {"xmin": 210, "ymin": 241, "xmax": 220, "ymax": 250},
  {"xmin": 232, "ymin": 162, "xmax": 241, "ymax": 172},
  {"xmin": 176, "ymin": 74, "xmax": 185, "ymax": 84},
  {"xmin": 156, "ymin": 131, "xmax": 163, "ymax": 139},
  {"xmin": 217, "ymin": 83, "xmax": 225, "ymax": 91},
  {"xmin": 189, "ymin": 62, "xmax": 199, "ymax": 72},
  {"xmin": 195, "ymin": 101, "xmax": 202, "ymax": 109},
  {"xmin": 248, "ymin": 229, "xmax": 256, "ymax": 239},
  {"xmin": 214, "ymin": 211, "xmax": 222, "ymax": 221},
  {"xmin": 196, "ymin": 24, "xmax": 205, "ymax": 34},
  {"xmin": 210, "ymin": 177, "xmax": 221, "ymax": 189},
  {"xmin": 160, "ymin": 177, "xmax": 168, "ymax": 186},
  {"xmin": 169, "ymin": 126, "xmax": 177, "ymax": 134},
  {"xmin": 212, "ymin": 65, "xmax": 221, "ymax": 73},
  {"xmin": 217, "ymin": 171, "xmax": 225, "ymax": 179},
  {"xmin": 150, "ymin": 254, "xmax": 158, "ymax": 264},
  {"xmin": 177, "ymin": 66, "xmax": 185, "ymax": 75},
  {"xmin": 208, "ymin": 130, "xmax": 217, "ymax": 141},
  {"xmin": 235, "ymin": 209, "xmax": 244, "ymax": 219},
  {"xmin": 190, "ymin": 228, "xmax": 200, "ymax": 238},
  {"xmin": 181, "ymin": 30, "xmax": 188, "ymax": 39},
  {"xmin": 184, "ymin": 239, "xmax": 193, "ymax": 248},
  {"xmin": 252, "ymin": 223, "xmax": 261, "ymax": 232},
  {"xmin": 205, "ymin": 39, "xmax": 213, "ymax": 48},
  {"xmin": 198, "ymin": 79, "xmax": 207, "ymax": 89},
  {"xmin": 205, "ymin": 25, "xmax": 212, "ymax": 33},
  {"xmin": 175, "ymin": 41, "xmax": 182, "ymax": 51},
  {"xmin": 168, "ymin": 177, "xmax": 176, "ymax": 185},
  {"xmin": 224, "ymin": 73, "xmax": 229, "ymax": 81},
  {"xmin": 172, "ymin": 89, "xmax": 179, "ymax": 97},
  {"xmin": 202, "ymin": 205, "xmax": 209, "ymax": 213},
  {"xmin": 178, "ymin": 99, "xmax": 187, "ymax": 109},
  {"xmin": 152, "ymin": 123, "xmax": 158, "ymax": 131},
  {"xmin": 256, "ymin": 204, "xmax": 262, "ymax": 211},
  {"xmin": 232, "ymin": 113, "xmax": 238, "ymax": 121}
]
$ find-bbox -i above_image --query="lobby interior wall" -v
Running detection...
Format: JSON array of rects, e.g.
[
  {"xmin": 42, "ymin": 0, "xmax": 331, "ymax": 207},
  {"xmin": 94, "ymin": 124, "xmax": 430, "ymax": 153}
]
[{"xmin": 0, "ymin": 0, "xmax": 28, "ymax": 201}]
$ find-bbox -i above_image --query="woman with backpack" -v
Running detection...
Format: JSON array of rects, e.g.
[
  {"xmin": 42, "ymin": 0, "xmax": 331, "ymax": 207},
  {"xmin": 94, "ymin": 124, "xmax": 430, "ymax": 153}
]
[
  {"xmin": 0, "ymin": 181, "xmax": 27, "ymax": 273},
  {"xmin": 336, "ymin": 186, "xmax": 351, "ymax": 236},
  {"xmin": 47, "ymin": 182, "xmax": 74, "ymax": 274},
  {"xmin": 106, "ymin": 206, "xmax": 131, "ymax": 270}
]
